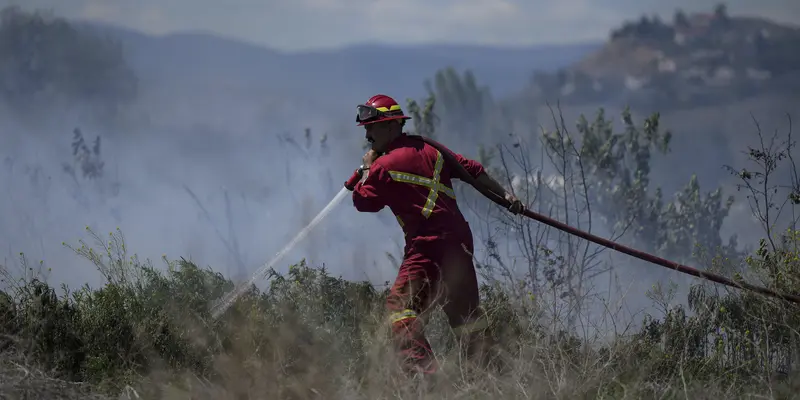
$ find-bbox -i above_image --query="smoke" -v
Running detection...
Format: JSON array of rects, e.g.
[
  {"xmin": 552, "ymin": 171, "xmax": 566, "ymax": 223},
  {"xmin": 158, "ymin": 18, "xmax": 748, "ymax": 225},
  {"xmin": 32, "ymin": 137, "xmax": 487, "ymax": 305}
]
[
  {"xmin": 0, "ymin": 55, "xmax": 402, "ymax": 295},
  {"xmin": 0, "ymin": 6, "xmax": 591, "ymax": 296}
]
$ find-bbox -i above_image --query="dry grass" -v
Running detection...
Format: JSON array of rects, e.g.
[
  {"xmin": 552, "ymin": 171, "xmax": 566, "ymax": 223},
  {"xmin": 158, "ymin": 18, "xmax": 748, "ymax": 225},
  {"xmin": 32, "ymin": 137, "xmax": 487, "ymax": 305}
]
[
  {"xmin": 0, "ymin": 335, "xmax": 793, "ymax": 400},
  {"xmin": 0, "ymin": 351, "xmax": 112, "ymax": 400},
  {"xmin": 3, "ymin": 277, "xmax": 800, "ymax": 400}
]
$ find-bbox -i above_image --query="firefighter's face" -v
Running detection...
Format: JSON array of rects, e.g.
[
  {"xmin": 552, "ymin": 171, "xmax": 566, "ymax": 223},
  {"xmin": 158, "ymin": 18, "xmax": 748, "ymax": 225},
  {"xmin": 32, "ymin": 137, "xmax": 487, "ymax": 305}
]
[{"xmin": 364, "ymin": 120, "xmax": 399, "ymax": 152}]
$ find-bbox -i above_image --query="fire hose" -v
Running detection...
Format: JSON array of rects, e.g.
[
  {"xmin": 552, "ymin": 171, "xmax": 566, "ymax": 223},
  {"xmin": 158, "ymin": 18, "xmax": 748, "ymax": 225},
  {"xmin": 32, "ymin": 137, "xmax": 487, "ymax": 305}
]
[{"xmin": 348, "ymin": 134, "xmax": 800, "ymax": 305}]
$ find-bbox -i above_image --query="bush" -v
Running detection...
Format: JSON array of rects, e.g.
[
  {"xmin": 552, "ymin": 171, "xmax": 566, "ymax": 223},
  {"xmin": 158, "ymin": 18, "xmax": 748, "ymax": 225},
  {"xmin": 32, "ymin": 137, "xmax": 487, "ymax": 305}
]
[{"xmin": 1, "ymin": 222, "xmax": 799, "ymax": 398}]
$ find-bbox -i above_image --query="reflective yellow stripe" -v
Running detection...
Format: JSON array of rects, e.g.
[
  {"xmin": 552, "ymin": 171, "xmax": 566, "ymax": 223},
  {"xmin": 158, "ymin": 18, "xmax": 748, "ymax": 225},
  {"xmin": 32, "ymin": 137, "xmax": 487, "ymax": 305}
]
[
  {"xmin": 452, "ymin": 317, "xmax": 489, "ymax": 335},
  {"xmin": 388, "ymin": 150, "xmax": 455, "ymax": 218},
  {"xmin": 396, "ymin": 215, "xmax": 404, "ymax": 227},
  {"xmin": 421, "ymin": 151, "xmax": 445, "ymax": 217},
  {"xmin": 390, "ymin": 309, "xmax": 417, "ymax": 324},
  {"xmin": 376, "ymin": 104, "xmax": 402, "ymax": 112}
]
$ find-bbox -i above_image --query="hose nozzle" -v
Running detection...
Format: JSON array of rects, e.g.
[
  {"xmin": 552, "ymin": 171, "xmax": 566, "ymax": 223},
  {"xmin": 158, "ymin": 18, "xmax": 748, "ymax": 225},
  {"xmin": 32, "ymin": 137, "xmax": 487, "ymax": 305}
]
[{"xmin": 344, "ymin": 165, "xmax": 365, "ymax": 191}]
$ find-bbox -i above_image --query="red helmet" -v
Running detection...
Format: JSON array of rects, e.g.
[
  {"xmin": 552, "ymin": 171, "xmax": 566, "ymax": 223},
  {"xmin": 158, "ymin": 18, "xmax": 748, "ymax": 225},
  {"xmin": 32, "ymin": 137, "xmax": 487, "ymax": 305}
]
[{"xmin": 356, "ymin": 94, "xmax": 412, "ymax": 126}]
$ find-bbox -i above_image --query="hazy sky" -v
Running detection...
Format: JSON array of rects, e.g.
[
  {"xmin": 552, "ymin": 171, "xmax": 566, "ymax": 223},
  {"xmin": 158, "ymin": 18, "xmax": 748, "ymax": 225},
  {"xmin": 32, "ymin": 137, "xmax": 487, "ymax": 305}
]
[{"xmin": 5, "ymin": 1, "xmax": 800, "ymax": 50}]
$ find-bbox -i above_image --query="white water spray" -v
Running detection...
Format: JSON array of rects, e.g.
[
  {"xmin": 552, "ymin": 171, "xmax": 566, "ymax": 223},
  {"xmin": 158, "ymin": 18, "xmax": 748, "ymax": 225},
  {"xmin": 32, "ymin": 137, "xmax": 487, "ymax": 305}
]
[{"xmin": 211, "ymin": 187, "xmax": 351, "ymax": 319}]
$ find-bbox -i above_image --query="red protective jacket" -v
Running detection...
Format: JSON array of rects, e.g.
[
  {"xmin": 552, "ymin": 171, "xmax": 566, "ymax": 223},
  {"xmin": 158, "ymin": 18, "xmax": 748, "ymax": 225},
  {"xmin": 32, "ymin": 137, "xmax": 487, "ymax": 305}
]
[{"xmin": 352, "ymin": 135, "xmax": 485, "ymax": 242}]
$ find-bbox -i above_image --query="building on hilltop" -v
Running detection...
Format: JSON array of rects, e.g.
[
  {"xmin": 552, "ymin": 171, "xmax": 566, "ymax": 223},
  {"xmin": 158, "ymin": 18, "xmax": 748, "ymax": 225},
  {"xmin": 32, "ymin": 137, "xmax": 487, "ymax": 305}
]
[{"xmin": 674, "ymin": 13, "xmax": 720, "ymax": 45}]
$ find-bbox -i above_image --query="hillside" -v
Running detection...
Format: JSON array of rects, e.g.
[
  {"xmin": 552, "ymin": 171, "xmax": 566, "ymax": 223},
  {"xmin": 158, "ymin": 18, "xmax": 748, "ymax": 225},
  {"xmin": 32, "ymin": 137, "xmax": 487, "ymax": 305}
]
[
  {"xmin": 79, "ymin": 21, "xmax": 599, "ymax": 105},
  {"xmin": 528, "ymin": 6, "xmax": 800, "ymax": 108}
]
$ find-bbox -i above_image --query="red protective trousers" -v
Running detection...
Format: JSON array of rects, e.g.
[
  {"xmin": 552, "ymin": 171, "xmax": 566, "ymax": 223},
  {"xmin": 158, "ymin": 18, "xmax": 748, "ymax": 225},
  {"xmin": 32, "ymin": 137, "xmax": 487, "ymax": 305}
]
[
  {"xmin": 387, "ymin": 231, "xmax": 488, "ymax": 375},
  {"xmin": 349, "ymin": 135, "xmax": 492, "ymax": 375}
]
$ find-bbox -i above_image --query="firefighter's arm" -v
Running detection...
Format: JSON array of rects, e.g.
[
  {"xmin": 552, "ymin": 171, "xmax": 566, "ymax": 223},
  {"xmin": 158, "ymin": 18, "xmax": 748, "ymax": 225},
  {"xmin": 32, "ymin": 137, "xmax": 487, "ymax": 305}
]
[
  {"xmin": 445, "ymin": 147, "xmax": 524, "ymax": 214},
  {"xmin": 352, "ymin": 163, "xmax": 390, "ymax": 212},
  {"xmin": 476, "ymin": 172, "xmax": 525, "ymax": 214},
  {"xmin": 475, "ymin": 172, "xmax": 510, "ymax": 198},
  {"xmin": 450, "ymin": 151, "xmax": 507, "ymax": 196},
  {"xmin": 452, "ymin": 152, "xmax": 486, "ymax": 179}
]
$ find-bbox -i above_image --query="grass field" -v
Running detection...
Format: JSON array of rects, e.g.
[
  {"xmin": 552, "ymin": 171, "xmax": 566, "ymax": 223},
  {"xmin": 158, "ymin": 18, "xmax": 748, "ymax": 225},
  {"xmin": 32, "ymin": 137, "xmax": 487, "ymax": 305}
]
[{"xmin": 2, "ymin": 225, "xmax": 800, "ymax": 399}]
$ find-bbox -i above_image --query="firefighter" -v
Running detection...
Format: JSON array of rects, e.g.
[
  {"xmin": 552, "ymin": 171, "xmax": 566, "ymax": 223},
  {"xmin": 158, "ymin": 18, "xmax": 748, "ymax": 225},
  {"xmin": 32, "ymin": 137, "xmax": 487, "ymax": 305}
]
[{"xmin": 344, "ymin": 94, "xmax": 524, "ymax": 376}]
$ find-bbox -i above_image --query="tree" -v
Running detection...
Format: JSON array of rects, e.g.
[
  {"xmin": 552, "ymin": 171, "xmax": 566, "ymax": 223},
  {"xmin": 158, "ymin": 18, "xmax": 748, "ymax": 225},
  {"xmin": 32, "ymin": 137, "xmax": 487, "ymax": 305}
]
[
  {"xmin": 713, "ymin": 3, "xmax": 729, "ymax": 21},
  {"xmin": 548, "ymin": 107, "xmax": 739, "ymax": 264},
  {"xmin": 0, "ymin": 7, "xmax": 137, "ymax": 120},
  {"xmin": 404, "ymin": 93, "xmax": 438, "ymax": 139},
  {"xmin": 422, "ymin": 67, "xmax": 501, "ymax": 143},
  {"xmin": 673, "ymin": 9, "xmax": 690, "ymax": 29}
]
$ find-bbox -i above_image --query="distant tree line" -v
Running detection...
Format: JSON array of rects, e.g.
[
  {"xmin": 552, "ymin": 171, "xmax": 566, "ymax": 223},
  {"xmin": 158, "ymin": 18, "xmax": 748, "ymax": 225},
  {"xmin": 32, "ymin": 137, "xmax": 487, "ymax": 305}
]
[
  {"xmin": 0, "ymin": 7, "xmax": 137, "ymax": 119},
  {"xmin": 611, "ymin": 4, "xmax": 730, "ymax": 42}
]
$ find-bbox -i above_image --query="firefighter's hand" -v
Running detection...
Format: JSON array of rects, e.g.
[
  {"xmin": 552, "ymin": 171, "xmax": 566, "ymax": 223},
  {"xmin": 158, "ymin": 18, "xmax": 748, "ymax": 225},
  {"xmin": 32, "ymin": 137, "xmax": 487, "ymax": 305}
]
[
  {"xmin": 505, "ymin": 192, "xmax": 525, "ymax": 215},
  {"xmin": 362, "ymin": 149, "xmax": 379, "ymax": 168}
]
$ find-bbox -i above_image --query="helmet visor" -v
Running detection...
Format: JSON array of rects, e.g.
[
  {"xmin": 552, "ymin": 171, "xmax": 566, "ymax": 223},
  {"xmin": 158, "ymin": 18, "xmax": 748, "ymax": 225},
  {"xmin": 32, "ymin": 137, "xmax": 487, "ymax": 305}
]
[{"xmin": 356, "ymin": 104, "xmax": 381, "ymax": 123}]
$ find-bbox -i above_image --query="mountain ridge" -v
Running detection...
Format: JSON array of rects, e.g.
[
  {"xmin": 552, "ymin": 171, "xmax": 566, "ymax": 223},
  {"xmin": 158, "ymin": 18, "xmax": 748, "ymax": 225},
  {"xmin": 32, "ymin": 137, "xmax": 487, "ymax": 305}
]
[{"xmin": 74, "ymin": 20, "xmax": 601, "ymax": 101}]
